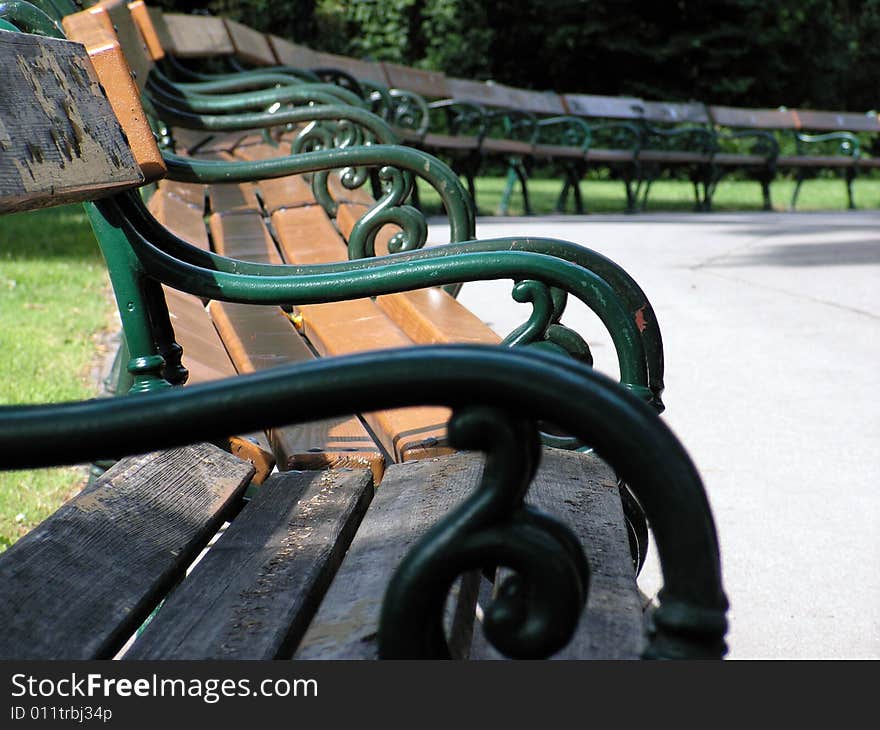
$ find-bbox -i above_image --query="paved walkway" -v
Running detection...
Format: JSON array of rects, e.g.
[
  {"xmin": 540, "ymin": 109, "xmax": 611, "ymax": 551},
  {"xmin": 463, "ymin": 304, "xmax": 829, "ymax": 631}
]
[{"xmin": 431, "ymin": 210, "xmax": 879, "ymax": 659}]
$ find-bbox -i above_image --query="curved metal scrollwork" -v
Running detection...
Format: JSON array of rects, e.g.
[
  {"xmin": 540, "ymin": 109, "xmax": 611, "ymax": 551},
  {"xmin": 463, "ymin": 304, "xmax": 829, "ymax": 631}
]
[
  {"xmin": 503, "ymin": 280, "xmax": 593, "ymax": 365},
  {"xmin": 347, "ymin": 166, "xmax": 427, "ymax": 259},
  {"xmin": 378, "ymin": 405, "xmax": 590, "ymax": 659}
]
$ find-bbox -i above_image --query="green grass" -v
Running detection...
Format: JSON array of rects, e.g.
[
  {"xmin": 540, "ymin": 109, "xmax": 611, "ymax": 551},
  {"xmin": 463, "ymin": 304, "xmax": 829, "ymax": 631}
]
[
  {"xmin": 0, "ymin": 205, "xmax": 112, "ymax": 551},
  {"xmin": 418, "ymin": 174, "xmax": 880, "ymax": 216}
]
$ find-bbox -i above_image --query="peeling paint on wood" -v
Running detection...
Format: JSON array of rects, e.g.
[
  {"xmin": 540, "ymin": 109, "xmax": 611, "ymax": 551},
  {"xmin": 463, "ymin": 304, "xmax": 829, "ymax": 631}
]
[{"xmin": 0, "ymin": 31, "xmax": 142, "ymax": 213}]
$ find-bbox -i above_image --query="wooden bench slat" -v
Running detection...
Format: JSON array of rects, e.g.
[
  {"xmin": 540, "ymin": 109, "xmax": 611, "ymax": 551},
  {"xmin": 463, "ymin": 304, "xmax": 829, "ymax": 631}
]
[
  {"xmin": 163, "ymin": 13, "xmax": 235, "ymax": 57},
  {"xmin": 382, "ymin": 62, "xmax": 449, "ymax": 98},
  {"xmin": 470, "ymin": 449, "xmax": 644, "ymax": 660},
  {"xmin": 124, "ymin": 468, "xmax": 374, "ymax": 659},
  {"xmin": 0, "ymin": 444, "xmax": 254, "ymax": 659},
  {"xmin": 162, "ymin": 287, "xmax": 276, "ymax": 482},
  {"xmin": 209, "ymin": 210, "xmax": 284, "ymax": 264},
  {"xmin": 61, "ymin": 8, "xmax": 166, "ymax": 181},
  {"xmin": 0, "ymin": 31, "xmax": 143, "ymax": 213},
  {"xmin": 148, "ymin": 188, "xmax": 210, "ymax": 250},
  {"xmin": 208, "ymin": 300, "xmax": 385, "ymax": 482},
  {"xmin": 223, "ymin": 18, "xmax": 276, "ymax": 67},
  {"xmin": 295, "ymin": 452, "xmax": 486, "ymax": 659},
  {"xmin": 296, "ymin": 448, "xmax": 643, "ymax": 660},
  {"xmin": 266, "ymin": 34, "xmax": 320, "ymax": 69}
]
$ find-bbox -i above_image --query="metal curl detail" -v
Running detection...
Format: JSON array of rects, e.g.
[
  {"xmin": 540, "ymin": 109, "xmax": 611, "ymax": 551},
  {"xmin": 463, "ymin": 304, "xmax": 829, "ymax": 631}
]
[
  {"xmin": 348, "ymin": 166, "xmax": 427, "ymax": 259},
  {"xmin": 379, "ymin": 406, "xmax": 590, "ymax": 659}
]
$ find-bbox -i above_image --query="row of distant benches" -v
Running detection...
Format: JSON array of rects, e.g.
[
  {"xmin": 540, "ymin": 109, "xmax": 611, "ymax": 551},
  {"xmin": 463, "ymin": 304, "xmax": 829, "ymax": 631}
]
[{"xmin": 141, "ymin": 9, "xmax": 880, "ymax": 215}]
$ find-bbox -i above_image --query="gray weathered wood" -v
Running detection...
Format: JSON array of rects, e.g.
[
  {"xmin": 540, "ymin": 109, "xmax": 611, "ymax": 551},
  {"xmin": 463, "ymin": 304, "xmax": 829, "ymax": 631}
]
[
  {"xmin": 124, "ymin": 468, "xmax": 374, "ymax": 659},
  {"xmin": 0, "ymin": 444, "xmax": 254, "ymax": 659},
  {"xmin": 295, "ymin": 452, "xmax": 486, "ymax": 659},
  {"xmin": 471, "ymin": 449, "xmax": 645, "ymax": 660},
  {"xmin": 0, "ymin": 31, "xmax": 142, "ymax": 213}
]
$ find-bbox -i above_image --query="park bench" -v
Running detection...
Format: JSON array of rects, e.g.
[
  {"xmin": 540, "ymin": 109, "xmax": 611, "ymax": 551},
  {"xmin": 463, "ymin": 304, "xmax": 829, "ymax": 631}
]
[
  {"xmin": 0, "ymin": 11, "xmax": 728, "ymax": 659},
  {"xmin": 707, "ymin": 104, "xmax": 880, "ymax": 209}
]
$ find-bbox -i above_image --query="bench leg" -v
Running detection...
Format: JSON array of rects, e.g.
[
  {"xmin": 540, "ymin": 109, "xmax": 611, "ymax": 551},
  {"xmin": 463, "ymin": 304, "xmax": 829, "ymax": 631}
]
[
  {"xmin": 760, "ymin": 172, "xmax": 774, "ymax": 211},
  {"xmin": 86, "ymin": 203, "xmax": 172, "ymax": 394},
  {"xmin": 845, "ymin": 167, "xmax": 857, "ymax": 210},
  {"xmin": 142, "ymin": 279, "xmax": 189, "ymax": 386},
  {"xmin": 498, "ymin": 163, "xmax": 518, "ymax": 216},
  {"xmin": 790, "ymin": 170, "xmax": 805, "ymax": 211}
]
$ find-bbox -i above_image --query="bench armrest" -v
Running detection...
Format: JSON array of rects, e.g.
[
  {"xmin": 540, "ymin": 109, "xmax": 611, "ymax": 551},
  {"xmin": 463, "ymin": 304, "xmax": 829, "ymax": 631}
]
[
  {"xmin": 795, "ymin": 130, "xmax": 860, "ymax": 157},
  {"xmin": 428, "ymin": 99, "xmax": 489, "ymax": 137},
  {"xmin": 641, "ymin": 124, "xmax": 715, "ymax": 153},
  {"xmin": 388, "ymin": 88, "xmax": 432, "ymax": 138},
  {"xmin": 535, "ymin": 116, "xmax": 592, "ymax": 150},
  {"xmin": 713, "ymin": 129, "xmax": 779, "ymax": 159},
  {"xmin": 585, "ymin": 121, "xmax": 641, "ymax": 151},
  {"xmin": 484, "ymin": 108, "xmax": 539, "ymax": 143}
]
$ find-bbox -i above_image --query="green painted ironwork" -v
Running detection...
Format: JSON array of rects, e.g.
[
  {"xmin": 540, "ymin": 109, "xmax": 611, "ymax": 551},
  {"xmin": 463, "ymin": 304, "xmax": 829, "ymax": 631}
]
[{"xmin": 0, "ymin": 346, "xmax": 728, "ymax": 659}]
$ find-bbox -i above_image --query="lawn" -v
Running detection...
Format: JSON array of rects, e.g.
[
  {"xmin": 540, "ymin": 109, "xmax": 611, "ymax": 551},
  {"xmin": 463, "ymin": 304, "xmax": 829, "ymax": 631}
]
[
  {"xmin": 1, "ymin": 175, "xmax": 878, "ymax": 550},
  {"xmin": 418, "ymin": 173, "xmax": 880, "ymax": 216},
  {"xmin": 0, "ymin": 205, "xmax": 113, "ymax": 551}
]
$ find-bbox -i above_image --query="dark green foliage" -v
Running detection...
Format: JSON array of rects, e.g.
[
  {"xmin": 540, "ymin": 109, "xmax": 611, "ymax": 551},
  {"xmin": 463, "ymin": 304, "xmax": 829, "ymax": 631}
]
[{"xmin": 152, "ymin": 0, "xmax": 880, "ymax": 111}]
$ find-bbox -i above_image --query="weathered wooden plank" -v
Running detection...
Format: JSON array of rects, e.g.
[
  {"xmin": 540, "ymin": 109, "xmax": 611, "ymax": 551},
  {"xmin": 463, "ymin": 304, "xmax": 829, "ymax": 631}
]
[
  {"xmin": 0, "ymin": 31, "xmax": 142, "ymax": 213},
  {"xmin": 295, "ymin": 452, "xmax": 486, "ymax": 659},
  {"xmin": 312, "ymin": 50, "xmax": 389, "ymax": 85},
  {"xmin": 163, "ymin": 13, "xmax": 234, "ymax": 57},
  {"xmin": 125, "ymin": 468, "xmax": 374, "ymax": 659},
  {"xmin": 208, "ymin": 300, "xmax": 385, "ymax": 483},
  {"xmin": 223, "ymin": 18, "xmax": 276, "ymax": 66},
  {"xmin": 61, "ymin": 8, "xmax": 166, "ymax": 181},
  {"xmin": 266, "ymin": 34, "xmax": 319, "ymax": 70},
  {"xmin": 707, "ymin": 105, "xmax": 797, "ymax": 130},
  {"xmin": 562, "ymin": 93, "xmax": 646, "ymax": 120},
  {"xmin": 640, "ymin": 101, "xmax": 711, "ymax": 125},
  {"xmin": 382, "ymin": 62, "xmax": 449, "ymax": 98},
  {"xmin": 793, "ymin": 108, "xmax": 880, "ymax": 133},
  {"xmin": 470, "ymin": 449, "xmax": 645, "ymax": 660},
  {"xmin": 0, "ymin": 444, "xmax": 255, "ymax": 659}
]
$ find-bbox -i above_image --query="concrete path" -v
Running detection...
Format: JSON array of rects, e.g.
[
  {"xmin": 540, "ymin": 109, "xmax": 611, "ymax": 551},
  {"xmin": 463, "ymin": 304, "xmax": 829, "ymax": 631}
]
[{"xmin": 430, "ymin": 210, "xmax": 879, "ymax": 659}]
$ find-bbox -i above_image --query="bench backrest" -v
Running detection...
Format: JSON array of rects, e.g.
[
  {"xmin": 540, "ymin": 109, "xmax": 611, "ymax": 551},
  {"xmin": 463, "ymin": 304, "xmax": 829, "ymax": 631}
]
[
  {"xmin": 791, "ymin": 109, "xmax": 880, "ymax": 133},
  {"xmin": 561, "ymin": 93, "xmax": 645, "ymax": 120},
  {"xmin": 311, "ymin": 50, "xmax": 390, "ymax": 86},
  {"xmin": 266, "ymin": 33, "xmax": 319, "ymax": 70},
  {"xmin": 446, "ymin": 77, "xmax": 566, "ymax": 115},
  {"xmin": 161, "ymin": 12, "xmax": 234, "ymax": 58},
  {"xmin": 0, "ymin": 29, "xmax": 144, "ymax": 213},
  {"xmin": 381, "ymin": 62, "xmax": 449, "ymax": 99},
  {"xmin": 60, "ymin": 6, "xmax": 166, "ymax": 180},
  {"xmin": 223, "ymin": 17, "xmax": 276, "ymax": 67},
  {"xmin": 640, "ymin": 100, "xmax": 711, "ymax": 125},
  {"xmin": 707, "ymin": 105, "xmax": 798, "ymax": 130}
]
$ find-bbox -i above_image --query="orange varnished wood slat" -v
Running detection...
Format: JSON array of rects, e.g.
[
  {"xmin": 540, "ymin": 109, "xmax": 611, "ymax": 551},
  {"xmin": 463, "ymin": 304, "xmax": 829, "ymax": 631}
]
[
  {"xmin": 208, "ymin": 301, "xmax": 385, "ymax": 482},
  {"xmin": 148, "ymin": 189, "xmax": 209, "ymax": 250},
  {"xmin": 332, "ymin": 205, "xmax": 501, "ymax": 347},
  {"xmin": 162, "ymin": 286, "xmax": 275, "ymax": 482},
  {"xmin": 335, "ymin": 202, "xmax": 396, "ymax": 257},
  {"xmin": 209, "ymin": 211, "xmax": 283, "ymax": 264},
  {"xmin": 157, "ymin": 179, "xmax": 205, "ymax": 208},
  {"xmin": 129, "ymin": 1, "xmax": 167, "ymax": 61},
  {"xmin": 61, "ymin": 10, "xmax": 166, "ymax": 182},
  {"xmin": 232, "ymin": 143, "xmax": 315, "ymax": 213},
  {"xmin": 271, "ymin": 207, "xmax": 451, "ymax": 462}
]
